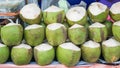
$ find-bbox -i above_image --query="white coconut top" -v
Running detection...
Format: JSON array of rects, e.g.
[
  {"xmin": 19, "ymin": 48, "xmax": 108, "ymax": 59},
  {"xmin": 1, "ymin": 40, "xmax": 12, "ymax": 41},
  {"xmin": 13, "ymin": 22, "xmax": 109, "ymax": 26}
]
[
  {"xmin": 20, "ymin": 3, "xmax": 41, "ymax": 19},
  {"xmin": 47, "ymin": 23, "xmax": 65, "ymax": 30},
  {"xmin": 89, "ymin": 22, "xmax": 105, "ymax": 28},
  {"xmin": 113, "ymin": 21, "xmax": 120, "ymax": 26},
  {"xmin": 102, "ymin": 38, "xmax": 120, "ymax": 47},
  {"xmin": 25, "ymin": 24, "xmax": 42, "ymax": 30},
  {"xmin": 59, "ymin": 42, "xmax": 80, "ymax": 51},
  {"xmin": 66, "ymin": 7, "xmax": 86, "ymax": 21},
  {"xmin": 13, "ymin": 44, "xmax": 31, "ymax": 49},
  {"xmin": 89, "ymin": 2, "xmax": 107, "ymax": 16},
  {"xmin": 35, "ymin": 43, "xmax": 53, "ymax": 51},
  {"xmin": 110, "ymin": 2, "xmax": 120, "ymax": 14},
  {"xmin": 83, "ymin": 40, "xmax": 100, "ymax": 48},
  {"xmin": 0, "ymin": 43, "xmax": 6, "ymax": 47},
  {"xmin": 69, "ymin": 24, "xmax": 83, "ymax": 29},
  {"xmin": 5, "ymin": 23, "xmax": 19, "ymax": 26},
  {"xmin": 44, "ymin": 5, "xmax": 63, "ymax": 12}
]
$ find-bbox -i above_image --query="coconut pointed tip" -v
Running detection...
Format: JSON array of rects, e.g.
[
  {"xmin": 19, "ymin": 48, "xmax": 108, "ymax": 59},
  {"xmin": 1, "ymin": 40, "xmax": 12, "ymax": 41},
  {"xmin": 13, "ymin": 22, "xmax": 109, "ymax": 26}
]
[
  {"xmin": 83, "ymin": 40, "xmax": 100, "ymax": 48},
  {"xmin": 35, "ymin": 43, "xmax": 53, "ymax": 51},
  {"xmin": 59, "ymin": 42, "xmax": 80, "ymax": 51},
  {"xmin": 102, "ymin": 38, "xmax": 120, "ymax": 47},
  {"xmin": 47, "ymin": 23, "xmax": 65, "ymax": 30},
  {"xmin": 13, "ymin": 44, "xmax": 31, "ymax": 49},
  {"xmin": 25, "ymin": 24, "xmax": 43, "ymax": 30},
  {"xmin": 69, "ymin": 24, "xmax": 83, "ymax": 29},
  {"xmin": 89, "ymin": 22, "xmax": 105, "ymax": 28},
  {"xmin": 44, "ymin": 5, "xmax": 63, "ymax": 12}
]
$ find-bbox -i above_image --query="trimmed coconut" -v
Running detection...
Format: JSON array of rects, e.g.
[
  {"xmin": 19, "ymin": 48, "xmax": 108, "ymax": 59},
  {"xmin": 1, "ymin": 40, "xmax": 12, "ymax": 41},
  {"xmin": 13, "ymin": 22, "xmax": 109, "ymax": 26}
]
[
  {"xmin": 47, "ymin": 23, "xmax": 65, "ymax": 30},
  {"xmin": 113, "ymin": 21, "xmax": 120, "ymax": 26},
  {"xmin": 34, "ymin": 43, "xmax": 53, "ymax": 51},
  {"xmin": 102, "ymin": 38, "xmax": 120, "ymax": 47},
  {"xmin": 89, "ymin": 22, "xmax": 105, "ymax": 28},
  {"xmin": 59, "ymin": 42, "xmax": 80, "ymax": 51},
  {"xmin": 25, "ymin": 24, "xmax": 42, "ymax": 30},
  {"xmin": 110, "ymin": 2, "xmax": 120, "ymax": 14},
  {"xmin": 20, "ymin": 3, "xmax": 41, "ymax": 19},
  {"xmin": 83, "ymin": 40, "xmax": 100, "ymax": 48},
  {"xmin": 102, "ymin": 38, "xmax": 120, "ymax": 63},
  {"xmin": 89, "ymin": 22, "xmax": 107, "ymax": 42},
  {"xmin": 43, "ymin": 5, "xmax": 65, "ymax": 24},
  {"xmin": 69, "ymin": 24, "xmax": 83, "ymax": 29},
  {"xmin": 44, "ymin": 5, "xmax": 63, "ymax": 12},
  {"xmin": 66, "ymin": 7, "xmax": 86, "ymax": 21},
  {"xmin": 13, "ymin": 44, "xmax": 31, "ymax": 49},
  {"xmin": 89, "ymin": 2, "xmax": 107, "ymax": 16},
  {"xmin": 34, "ymin": 43, "xmax": 55, "ymax": 66}
]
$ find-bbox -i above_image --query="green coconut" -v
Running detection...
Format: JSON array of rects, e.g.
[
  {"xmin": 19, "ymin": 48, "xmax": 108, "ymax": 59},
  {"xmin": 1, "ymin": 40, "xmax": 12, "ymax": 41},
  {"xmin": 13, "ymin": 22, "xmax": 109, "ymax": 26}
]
[
  {"xmin": 104, "ymin": 20, "xmax": 113, "ymax": 37},
  {"xmin": 46, "ymin": 23, "xmax": 67, "ymax": 46},
  {"xmin": 89, "ymin": 22, "xmax": 108, "ymax": 42},
  {"xmin": 81, "ymin": 40, "xmax": 101, "ymax": 63},
  {"xmin": 112, "ymin": 21, "xmax": 120, "ymax": 41},
  {"xmin": 0, "ymin": 43, "xmax": 9, "ymax": 63},
  {"xmin": 102, "ymin": 38, "xmax": 120, "ymax": 63},
  {"xmin": 11, "ymin": 44, "xmax": 32, "ymax": 65},
  {"xmin": 43, "ymin": 5, "xmax": 65, "ymax": 24},
  {"xmin": 110, "ymin": 2, "xmax": 120, "ymax": 21},
  {"xmin": 20, "ymin": 3, "xmax": 41, "ymax": 25},
  {"xmin": 68, "ymin": 24, "xmax": 87, "ymax": 45},
  {"xmin": 24, "ymin": 24, "xmax": 45, "ymax": 46},
  {"xmin": 88, "ymin": 2, "xmax": 109, "ymax": 23},
  {"xmin": 1, "ymin": 23, "xmax": 23, "ymax": 46},
  {"xmin": 66, "ymin": 7, "xmax": 87, "ymax": 26},
  {"xmin": 57, "ymin": 42, "xmax": 81, "ymax": 66},
  {"xmin": 34, "ymin": 43, "xmax": 55, "ymax": 66}
]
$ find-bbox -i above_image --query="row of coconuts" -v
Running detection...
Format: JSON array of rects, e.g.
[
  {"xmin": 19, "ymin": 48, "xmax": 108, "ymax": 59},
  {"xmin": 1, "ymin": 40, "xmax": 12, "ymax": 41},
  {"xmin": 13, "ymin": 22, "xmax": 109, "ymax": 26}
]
[{"xmin": 0, "ymin": 2, "xmax": 120, "ymax": 67}]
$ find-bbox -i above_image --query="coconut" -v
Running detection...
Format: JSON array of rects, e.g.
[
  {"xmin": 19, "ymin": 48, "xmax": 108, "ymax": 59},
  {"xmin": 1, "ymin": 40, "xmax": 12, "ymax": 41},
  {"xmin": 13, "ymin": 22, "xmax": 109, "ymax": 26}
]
[
  {"xmin": 20, "ymin": 3, "xmax": 41, "ymax": 24},
  {"xmin": 66, "ymin": 7, "xmax": 87, "ymax": 26},
  {"xmin": 24, "ymin": 24, "xmax": 45, "ymax": 46},
  {"xmin": 0, "ymin": 43, "xmax": 9, "ymax": 63},
  {"xmin": 81, "ymin": 40, "xmax": 101, "ymax": 63},
  {"xmin": 110, "ymin": 2, "xmax": 120, "ymax": 21},
  {"xmin": 1, "ymin": 23, "xmax": 23, "ymax": 46},
  {"xmin": 68, "ymin": 24, "xmax": 87, "ymax": 45},
  {"xmin": 34, "ymin": 43, "xmax": 55, "ymax": 66},
  {"xmin": 88, "ymin": 2, "xmax": 109, "ymax": 23},
  {"xmin": 102, "ymin": 38, "xmax": 120, "ymax": 63},
  {"xmin": 112, "ymin": 21, "xmax": 120, "ymax": 41},
  {"xmin": 57, "ymin": 42, "xmax": 81, "ymax": 66},
  {"xmin": 11, "ymin": 44, "xmax": 32, "ymax": 65},
  {"xmin": 43, "ymin": 5, "xmax": 65, "ymax": 24},
  {"xmin": 89, "ymin": 22, "xmax": 108, "ymax": 42},
  {"xmin": 104, "ymin": 20, "xmax": 113, "ymax": 37},
  {"xmin": 46, "ymin": 23, "xmax": 67, "ymax": 46}
]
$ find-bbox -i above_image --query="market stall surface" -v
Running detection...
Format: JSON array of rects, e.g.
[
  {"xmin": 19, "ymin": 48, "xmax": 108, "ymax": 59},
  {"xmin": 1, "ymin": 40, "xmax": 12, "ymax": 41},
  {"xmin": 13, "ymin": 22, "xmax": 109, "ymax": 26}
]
[{"xmin": 0, "ymin": 61, "xmax": 119, "ymax": 68}]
